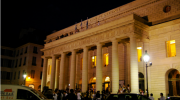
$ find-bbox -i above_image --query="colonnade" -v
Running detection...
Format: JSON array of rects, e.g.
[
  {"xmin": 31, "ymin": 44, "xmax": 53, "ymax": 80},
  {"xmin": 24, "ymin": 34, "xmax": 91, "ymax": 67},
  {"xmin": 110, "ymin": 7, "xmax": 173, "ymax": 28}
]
[{"xmin": 41, "ymin": 36, "xmax": 139, "ymax": 93}]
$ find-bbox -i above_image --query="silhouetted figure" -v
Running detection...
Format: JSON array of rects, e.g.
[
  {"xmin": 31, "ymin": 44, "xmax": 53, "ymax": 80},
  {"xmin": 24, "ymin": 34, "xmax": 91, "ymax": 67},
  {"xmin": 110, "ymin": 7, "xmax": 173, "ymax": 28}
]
[{"xmin": 66, "ymin": 89, "xmax": 77, "ymax": 100}]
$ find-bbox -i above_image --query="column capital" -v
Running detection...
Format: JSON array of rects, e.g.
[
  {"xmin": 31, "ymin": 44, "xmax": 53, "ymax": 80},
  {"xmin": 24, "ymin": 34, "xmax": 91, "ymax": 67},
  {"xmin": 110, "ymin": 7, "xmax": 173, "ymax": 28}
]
[
  {"xmin": 111, "ymin": 38, "xmax": 119, "ymax": 43},
  {"xmin": 96, "ymin": 42, "xmax": 104, "ymax": 47}
]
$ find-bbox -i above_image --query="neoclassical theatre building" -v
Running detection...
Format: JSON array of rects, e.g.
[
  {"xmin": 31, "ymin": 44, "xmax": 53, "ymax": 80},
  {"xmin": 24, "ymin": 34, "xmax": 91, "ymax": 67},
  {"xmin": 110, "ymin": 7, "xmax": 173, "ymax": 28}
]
[{"xmin": 41, "ymin": 0, "xmax": 180, "ymax": 99}]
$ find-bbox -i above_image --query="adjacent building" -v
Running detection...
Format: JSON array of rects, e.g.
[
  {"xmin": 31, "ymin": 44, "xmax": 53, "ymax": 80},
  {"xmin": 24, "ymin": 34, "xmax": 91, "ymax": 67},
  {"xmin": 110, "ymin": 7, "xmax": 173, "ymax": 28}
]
[
  {"xmin": 41, "ymin": 0, "xmax": 180, "ymax": 99},
  {"xmin": 1, "ymin": 43, "xmax": 44, "ymax": 91}
]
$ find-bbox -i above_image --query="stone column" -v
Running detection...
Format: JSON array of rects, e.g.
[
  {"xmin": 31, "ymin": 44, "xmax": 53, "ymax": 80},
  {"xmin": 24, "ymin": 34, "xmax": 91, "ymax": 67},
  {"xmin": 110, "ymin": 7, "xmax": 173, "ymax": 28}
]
[
  {"xmin": 130, "ymin": 35, "xmax": 139, "ymax": 93},
  {"xmin": 112, "ymin": 39, "xmax": 119, "ymax": 93},
  {"xmin": 41, "ymin": 57, "xmax": 48, "ymax": 92},
  {"xmin": 70, "ymin": 50, "xmax": 76, "ymax": 89},
  {"xmin": 96, "ymin": 43, "xmax": 103, "ymax": 92},
  {"xmin": 82, "ymin": 47, "xmax": 88, "ymax": 92},
  {"xmin": 55, "ymin": 58, "xmax": 60, "ymax": 89},
  {"xmin": 50, "ymin": 55, "xmax": 56, "ymax": 90},
  {"xmin": 59, "ymin": 53, "xmax": 65, "ymax": 90}
]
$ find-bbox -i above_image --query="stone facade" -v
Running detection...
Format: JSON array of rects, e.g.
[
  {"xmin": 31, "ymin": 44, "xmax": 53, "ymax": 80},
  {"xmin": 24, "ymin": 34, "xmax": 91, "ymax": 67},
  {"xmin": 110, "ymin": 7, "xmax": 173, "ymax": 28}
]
[
  {"xmin": 41, "ymin": 0, "xmax": 180, "ymax": 99},
  {"xmin": 10, "ymin": 43, "xmax": 44, "ymax": 91}
]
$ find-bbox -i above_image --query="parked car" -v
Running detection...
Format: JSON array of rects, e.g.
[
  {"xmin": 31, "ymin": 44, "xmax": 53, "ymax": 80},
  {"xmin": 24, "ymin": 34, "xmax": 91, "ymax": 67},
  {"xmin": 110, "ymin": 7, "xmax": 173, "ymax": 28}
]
[
  {"xmin": 166, "ymin": 96, "xmax": 180, "ymax": 100},
  {"xmin": 1, "ymin": 84, "xmax": 52, "ymax": 100},
  {"xmin": 106, "ymin": 93, "xmax": 151, "ymax": 100}
]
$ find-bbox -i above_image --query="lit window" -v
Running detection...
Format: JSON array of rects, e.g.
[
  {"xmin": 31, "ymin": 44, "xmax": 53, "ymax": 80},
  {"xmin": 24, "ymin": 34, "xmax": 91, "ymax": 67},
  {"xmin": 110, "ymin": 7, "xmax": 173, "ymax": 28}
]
[
  {"xmin": 166, "ymin": 40, "xmax": 176, "ymax": 57},
  {"xmin": 81, "ymin": 58, "xmax": 83, "ymax": 70},
  {"xmin": 103, "ymin": 53, "xmax": 109, "ymax": 67},
  {"xmin": 92, "ymin": 56, "xmax": 96, "ymax": 68},
  {"xmin": 137, "ymin": 47, "xmax": 142, "ymax": 62}
]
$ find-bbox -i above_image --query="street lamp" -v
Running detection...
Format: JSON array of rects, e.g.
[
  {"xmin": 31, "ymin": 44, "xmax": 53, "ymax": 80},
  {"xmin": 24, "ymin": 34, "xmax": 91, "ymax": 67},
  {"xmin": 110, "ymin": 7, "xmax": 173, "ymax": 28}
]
[
  {"xmin": 23, "ymin": 72, "xmax": 27, "ymax": 86},
  {"xmin": 143, "ymin": 50, "xmax": 151, "ymax": 98}
]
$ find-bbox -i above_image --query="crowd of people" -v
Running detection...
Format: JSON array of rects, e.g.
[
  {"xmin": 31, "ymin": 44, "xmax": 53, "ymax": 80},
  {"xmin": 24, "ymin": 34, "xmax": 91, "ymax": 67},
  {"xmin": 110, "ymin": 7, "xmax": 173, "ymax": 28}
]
[
  {"xmin": 42, "ymin": 85, "xmax": 166, "ymax": 100},
  {"xmin": 42, "ymin": 86, "xmax": 111, "ymax": 100}
]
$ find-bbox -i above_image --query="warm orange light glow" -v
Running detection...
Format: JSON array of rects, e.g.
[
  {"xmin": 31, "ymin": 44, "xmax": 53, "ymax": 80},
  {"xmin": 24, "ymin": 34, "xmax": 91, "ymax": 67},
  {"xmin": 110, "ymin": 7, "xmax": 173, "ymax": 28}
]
[
  {"xmin": 28, "ymin": 77, "xmax": 30, "ymax": 79},
  {"xmin": 137, "ymin": 47, "xmax": 142, "ymax": 62},
  {"xmin": 103, "ymin": 53, "xmax": 109, "ymax": 66},
  {"xmin": 92, "ymin": 56, "xmax": 96, "ymax": 67},
  {"xmin": 91, "ymin": 77, "xmax": 96, "ymax": 83},
  {"xmin": 166, "ymin": 40, "xmax": 176, "ymax": 57}
]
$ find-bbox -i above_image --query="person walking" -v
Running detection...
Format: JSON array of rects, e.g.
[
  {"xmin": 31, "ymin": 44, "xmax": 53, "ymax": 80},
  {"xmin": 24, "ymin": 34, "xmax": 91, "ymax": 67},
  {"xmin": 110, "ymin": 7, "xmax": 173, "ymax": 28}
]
[
  {"xmin": 95, "ymin": 91, "xmax": 101, "ymax": 100},
  {"xmin": 158, "ymin": 93, "xmax": 165, "ymax": 100},
  {"xmin": 149, "ymin": 93, "xmax": 154, "ymax": 100}
]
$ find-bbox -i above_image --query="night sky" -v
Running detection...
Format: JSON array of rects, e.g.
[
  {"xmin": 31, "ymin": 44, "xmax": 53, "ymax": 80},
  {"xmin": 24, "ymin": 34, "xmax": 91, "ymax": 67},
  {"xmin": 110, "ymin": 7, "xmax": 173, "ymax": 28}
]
[{"xmin": 2, "ymin": 0, "xmax": 134, "ymax": 48}]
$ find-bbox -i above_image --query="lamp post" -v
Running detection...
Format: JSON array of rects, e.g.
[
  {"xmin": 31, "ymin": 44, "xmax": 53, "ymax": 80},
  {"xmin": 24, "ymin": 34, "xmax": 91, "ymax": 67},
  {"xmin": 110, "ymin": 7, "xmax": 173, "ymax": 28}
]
[
  {"xmin": 23, "ymin": 72, "xmax": 27, "ymax": 86},
  {"xmin": 143, "ymin": 50, "xmax": 150, "ymax": 98}
]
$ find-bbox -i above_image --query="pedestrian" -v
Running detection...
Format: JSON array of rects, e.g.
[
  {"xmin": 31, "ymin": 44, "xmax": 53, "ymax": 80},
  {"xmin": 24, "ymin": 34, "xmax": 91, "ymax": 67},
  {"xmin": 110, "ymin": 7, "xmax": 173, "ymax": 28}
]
[
  {"xmin": 77, "ymin": 90, "xmax": 81, "ymax": 100},
  {"xmin": 53, "ymin": 89, "xmax": 59, "ymax": 100},
  {"xmin": 122, "ymin": 84, "xmax": 126, "ymax": 93},
  {"xmin": 127, "ymin": 84, "xmax": 131, "ymax": 93},
  {"xmin": 158, "ymin": 93, "xmax": 165, "ymax": 100},
  {"xmin": 97, "ymin": 21, "xmax": 100, "ymax": 26},
  {"xmin": 96, "ymin": 91, "xmax": 101, "ymax": 100},
  {"xmin": 149, "ymin": 93, "xmax": 154, "ymax": 100},
  {"xmin": 66, "ymin": 89, "xmax": 77, "ymax": 100},
  {"xmin": 62, "ymin": 91, "xmax": 67, "ymax": 100}
]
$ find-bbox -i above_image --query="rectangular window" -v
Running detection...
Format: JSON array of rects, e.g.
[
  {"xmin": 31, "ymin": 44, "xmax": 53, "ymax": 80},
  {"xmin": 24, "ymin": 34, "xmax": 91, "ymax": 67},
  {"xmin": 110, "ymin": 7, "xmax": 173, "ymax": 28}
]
[
  {"xmin": 1, "ymin": 49, "xmax": 5, "ymax": 55},
  {"xmin": 16, "ymin": 50, "xmax": 19, "ymax": 57},
  {"xmin": 6, "ymin": 72, "xmax": 10, "ymax": 80},
  {"xmin": 25, "ymin": 47, "xmax": 28, "ymax": 53},
  {"xmin": 137, "ymin": 47, "xmax": 142, "ymax": 62},
  {"xmin": 41, "ymin": 59, "xmax": 44, "ymax": 67},
  {"xmin": 8, "ymin": 60, "xmax": 12, "ymax": 68},
  {"xmin": 32, "ymin": 57, "xmax": 36, "ymax": 66},
  {"xmin": 18, "ymin": 71, "xmax": 20, "ymax": 79},
  {"xmin": 15, "ymin": 59, "xmax": 18, "ymax": 68},
  {"xmin": 103, "ymin": 53, "xmax": 109, "ymax": 67},
  {"xmin": 80, "ymin": 58, "xmax": 83, "ymax": 70},
  {"xmin": 23, "ymin": 57, "xmax": 26, "ymax": 65},
  {"xmin": 92, "ymin": 56, "xmax": 96, "ymax": 68},
  {"xmin": 166, "ymin": 40, "xmax": 176, "ymax": 57},
  {"xmin": 20, "ymin": 48, "xmax": 23, "ymax": 55},
  {"xmin": 1, "ymin": 59, "xmax": 4, "ymax": 67},
  {"xmin": 31, "ymin": 70, "xmax": 35, "ymax": 78},
  {"xmin": 40, "ymin": 71, "xmax": 42, "ymax": 79},
  {"xmin": 33, "ymin": 46, "xmax": 38, "ymax": 54},
  {"xmin": 14, "ymin": 72, "xmax": 16, "ymax": 80},
  {"xmin": 42, "ymin": 52, "xmax": 44, "ymax": 55},
  {"xmin": 19, "ymin": 58, "xmax": 22, "ymax": 67}
]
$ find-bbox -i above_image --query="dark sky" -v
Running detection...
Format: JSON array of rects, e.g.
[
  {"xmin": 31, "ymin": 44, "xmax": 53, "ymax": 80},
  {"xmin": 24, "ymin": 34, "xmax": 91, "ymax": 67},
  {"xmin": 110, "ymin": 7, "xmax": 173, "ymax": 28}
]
[{"xmin": 2, "ymin": 0, "xmax": 134, "ymax": 47}]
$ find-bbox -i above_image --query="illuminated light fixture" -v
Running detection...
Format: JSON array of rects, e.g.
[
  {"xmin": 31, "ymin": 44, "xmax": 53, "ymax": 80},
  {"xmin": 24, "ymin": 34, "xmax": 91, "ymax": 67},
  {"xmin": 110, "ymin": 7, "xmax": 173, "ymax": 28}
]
[
  {"xmin": 143, "ymin": 50, "xmax": 150, "ymax": 62},
  {"xmin": 23, "ymin": 72, "xmax": 27, "ymax": 79},
  {"xmin": 170, "ymin": 40, "xmax": 175, "ymax": 44},
  {"xmin": 92, "ymin": 56, "xmax": 94, "ymax": 59},
  {"xmin": 137, "ymin": 47, "xmax": 142, "ymax": 49},
  {"xmin": 28, "ymin": 77, "xmax": 30, "ymax": 79},
  {"xmin": 69, "ymin": 84, "xmax": 70, "ymax": 86}
]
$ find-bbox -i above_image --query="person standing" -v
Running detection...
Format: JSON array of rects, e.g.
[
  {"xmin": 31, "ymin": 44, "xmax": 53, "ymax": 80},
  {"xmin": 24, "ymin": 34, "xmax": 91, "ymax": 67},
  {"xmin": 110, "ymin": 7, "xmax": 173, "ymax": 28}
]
[
  {"xmin": 149, "ymin": 93, "xmax": 154, "ymax": 100},
  {"xmin": 77, "ymin": 90, "xmax": 81, "ymax": 100},
  {"xmin": 158, "ymin": 93, "xmax": 165, "ymax": 100},
  {"xmin": 127, "ymin": 84, "xmax": 131, "ymax": 93},
  {"xmin": 66, "ymin": 89, "xmax": 77, "ymax": 100}
]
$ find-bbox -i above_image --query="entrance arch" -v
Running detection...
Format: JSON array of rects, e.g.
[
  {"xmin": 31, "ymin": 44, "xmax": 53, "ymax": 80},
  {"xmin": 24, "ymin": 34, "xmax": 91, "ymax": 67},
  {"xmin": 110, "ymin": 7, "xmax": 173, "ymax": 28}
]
[
  {"xmin": 79, "ymin": 79, "xmax": 82, "ymax": 90},
  {"xmin": 89, "ymin": 77, "xmax": 96, "ymax": 92},
  {"xmin": 166, "ymin": 69, "xmax": 180, "ymax": 96},
  {"xmin": 139, "ymin": 72, "xmax": 145, "ymax": 92},
  {"xmin": 103, "ymin": 76, "xmax": 110, "ymax": 92}
]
